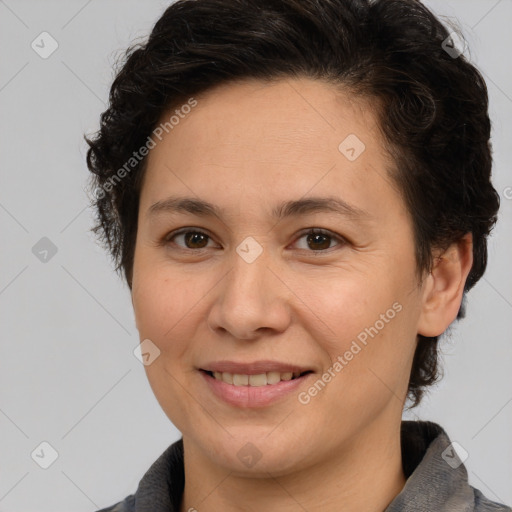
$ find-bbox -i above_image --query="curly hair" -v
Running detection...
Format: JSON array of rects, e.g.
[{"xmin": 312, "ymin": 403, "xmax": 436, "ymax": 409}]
[{"xmin": 85, "ymin": 0, "xmax": 500, "ymax": 407}]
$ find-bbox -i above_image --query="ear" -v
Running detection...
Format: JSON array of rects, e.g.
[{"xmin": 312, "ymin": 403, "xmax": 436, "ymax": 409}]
[{"xmin": 417, "ymin": 233, "xmax": 473, "ymax": 337}]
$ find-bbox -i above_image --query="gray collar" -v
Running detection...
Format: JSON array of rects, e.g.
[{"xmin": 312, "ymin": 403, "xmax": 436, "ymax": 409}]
[
  {"xmin": 123, "ymin": 421, "xmax": 510, "ymax": 512},
  {"xmin": 387, "ymin": 421, "xmax": 475, "ymax": 511}
]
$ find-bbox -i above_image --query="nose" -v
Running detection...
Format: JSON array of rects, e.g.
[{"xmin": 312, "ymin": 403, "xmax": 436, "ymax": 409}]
[{"xmin": 207, "ymin": 248, "xmax": 292, "ymax": 340}]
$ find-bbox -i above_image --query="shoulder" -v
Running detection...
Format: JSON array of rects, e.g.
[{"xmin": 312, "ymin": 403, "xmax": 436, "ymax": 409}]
[
  {"xmin": 397, "ymin": 421, "xmax": 511, "ymax": 511},
  {"xmin": 473, "ymin": 488, "xmax": 512, "ymax": 512},
  {"xmin": 94, "ymin": 437, "xmax": 184, "ymax": 512},
  {"xmin": 95, "ymin": 494, "xmax": 135, "ymax": 512}
]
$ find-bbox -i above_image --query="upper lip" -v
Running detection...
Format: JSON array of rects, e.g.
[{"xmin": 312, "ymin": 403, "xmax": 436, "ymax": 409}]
[{"xmin": 200, "ymin": 360, "xmax": 313, "ymax": 375}]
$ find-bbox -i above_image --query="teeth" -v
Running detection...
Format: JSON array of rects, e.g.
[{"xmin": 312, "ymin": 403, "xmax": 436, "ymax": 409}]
[
  {"xmin": 233, "ymin": 373, "xmax": 248, "ymax": 386},
  {"xmin": 211, "ymin": 370, "xmax": 302, "ymax": 386},
  {"xmin": 267, "ymin": 371, "xmax": 282, "ymax": 385},
  {"xmin": 249, "ymin": 373, "xmax": 267, "ymax": 386}
]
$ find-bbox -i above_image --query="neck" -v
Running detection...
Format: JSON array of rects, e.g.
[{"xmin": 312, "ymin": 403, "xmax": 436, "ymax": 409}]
[{"xmin": 179, "ymin": 417, "xmax": 406, "ymax": 512}]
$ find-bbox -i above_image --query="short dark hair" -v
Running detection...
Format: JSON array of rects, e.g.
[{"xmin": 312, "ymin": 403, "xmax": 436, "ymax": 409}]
[{"xmin": 85, "ymin": 0, "xmax": 500, "ymax": 407}]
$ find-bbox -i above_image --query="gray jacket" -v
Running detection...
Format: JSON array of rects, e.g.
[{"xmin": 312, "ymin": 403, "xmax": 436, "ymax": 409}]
[{"xmin": 96, "ymin": 421, "xmax": 511, "ymax": 511}]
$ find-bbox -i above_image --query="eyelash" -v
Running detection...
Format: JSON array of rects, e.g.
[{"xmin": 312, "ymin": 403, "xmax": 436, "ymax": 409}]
[{"xmin": 162, "ymin": 227, "xmax": 346, "ymax": 253}]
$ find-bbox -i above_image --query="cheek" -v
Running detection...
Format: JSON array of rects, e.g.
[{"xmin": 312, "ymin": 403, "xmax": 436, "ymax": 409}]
[
  {"xmin": 132, "ymin": 265, "xmax": 204, "ymax": 352},
  {"xmin": 131, "ymin": 268, "xmax": 207, "ymax": 420},
  {"xmin": 298, "ymin": 270, "xmax": 418, "ymax": 393},
  {"xmin": 291, "ymin": 270, "xmax": 392, "ymax": 351}
]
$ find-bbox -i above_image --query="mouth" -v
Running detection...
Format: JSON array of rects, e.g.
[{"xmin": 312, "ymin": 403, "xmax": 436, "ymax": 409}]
[
  {"xmin": 200, "ymin": 369, "xmax": 313, "ymax": 387},
  {"xmin": 199, "ymin": 368, "xmax": 315, "ymax": 408}
]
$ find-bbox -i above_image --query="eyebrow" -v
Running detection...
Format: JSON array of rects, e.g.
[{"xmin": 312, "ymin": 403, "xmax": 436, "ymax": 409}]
[{"xmin": 147, "ymin": 195, "xmax": 370, "ymax": 221}]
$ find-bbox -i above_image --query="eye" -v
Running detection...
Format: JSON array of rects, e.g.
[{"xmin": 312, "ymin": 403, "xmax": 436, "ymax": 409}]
[
  {"xmin": 164, "ymin": 228, "xmax": 217, "ymax": 250},
  {"xmin": 292, "ymin": 228, "xmax": 345, "ymax": 252},
  {"xmin": 162, "ymin": 227, "xmax": 346, "ymax": 252}
]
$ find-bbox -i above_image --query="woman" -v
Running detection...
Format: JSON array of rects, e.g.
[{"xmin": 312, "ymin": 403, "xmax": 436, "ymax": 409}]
[{"xmin": 86, "ymin": 0, "xmax": 510, "ymax": 510}]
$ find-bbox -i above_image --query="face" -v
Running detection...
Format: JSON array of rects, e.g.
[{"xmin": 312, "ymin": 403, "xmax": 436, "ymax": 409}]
[{"xmin": 131, "ymin": 78, "xmax": 427, "ymax": 476}]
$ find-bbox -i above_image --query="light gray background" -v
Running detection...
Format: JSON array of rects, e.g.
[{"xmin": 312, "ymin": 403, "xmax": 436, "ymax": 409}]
[{"xmin": 0, "ymin": 1, "xmax": 510, "ymax": 510}]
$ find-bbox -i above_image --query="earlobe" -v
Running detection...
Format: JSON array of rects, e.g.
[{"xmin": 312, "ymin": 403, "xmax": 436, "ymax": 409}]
[{"xmin": 417, "ymin": 233, "xmax": 473, "ymax": 337}]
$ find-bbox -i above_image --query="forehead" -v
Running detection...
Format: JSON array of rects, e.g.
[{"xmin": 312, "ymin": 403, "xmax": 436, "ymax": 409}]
[
  {"xmin": 140, "ymin": 77, "xmax": 404, "ymax": 223},
  {"xmin": 154, "ymin": 78, "xmax": 379, "ymax": 158}
]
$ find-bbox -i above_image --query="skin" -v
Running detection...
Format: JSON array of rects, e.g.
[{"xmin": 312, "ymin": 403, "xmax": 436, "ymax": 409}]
[{"xmin": 130, "ymin": 77, "xmax": 473, "ymax": 512}]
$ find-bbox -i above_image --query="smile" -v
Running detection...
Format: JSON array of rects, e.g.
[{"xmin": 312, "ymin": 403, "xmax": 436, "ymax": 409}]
[
  {"xmin": 199, "ymin": 369, "xmax": 314, "ymax": 408},
  {"xmin": 205, "ymin": 370, "xmax": 311, "ymax": 386}
]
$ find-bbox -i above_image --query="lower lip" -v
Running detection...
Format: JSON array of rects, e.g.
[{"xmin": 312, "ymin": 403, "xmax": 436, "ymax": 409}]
[{"xmin": 200, "ymin": 370, "xmax": 312, "ymax": 408}]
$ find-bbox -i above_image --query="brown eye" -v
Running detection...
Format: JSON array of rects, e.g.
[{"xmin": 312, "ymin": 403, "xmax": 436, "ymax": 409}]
[
  {"xmin": 167, "ymin": 229, "xmax": 213, "ymax": 250},
  {"xmin": 293, "ymin": 229, "xmax": 344, "ymax": 251},
  {"xmin": 183, "ymin": 231, "xmax": 209, "ymax": 249},
  {"xmin": 306, "ymin": 232, "xmax": 331, "ymax": 250}
]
